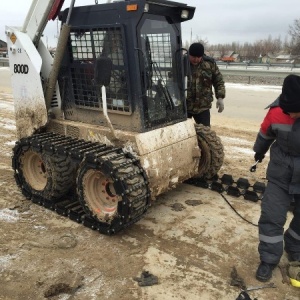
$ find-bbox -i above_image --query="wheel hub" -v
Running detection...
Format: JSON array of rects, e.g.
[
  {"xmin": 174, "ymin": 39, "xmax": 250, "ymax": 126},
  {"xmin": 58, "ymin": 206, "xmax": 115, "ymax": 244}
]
[
  {"xmin": 82, "ymin": 169, "xmax": 120, "ymax": 221},
  {"xmin": 20, "ymin": 150, "xmax": 47, "ymax": 191}
]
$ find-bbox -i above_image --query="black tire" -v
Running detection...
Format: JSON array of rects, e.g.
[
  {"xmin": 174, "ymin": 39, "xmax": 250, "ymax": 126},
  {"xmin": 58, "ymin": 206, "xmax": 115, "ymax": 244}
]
[
  {"xmin": 77, "ymin": 151, "xmax": 149, "ymax": 224},
  {"xmin": 195, "ymin": 124, "xmax": 224, "ymax": 179},
  {"xmin": 43, "ymin": 153, "xmax": 76, "ymax": 199},
  {"xmin": 13, "ymin": 141, "xmax": 76, "ymax": 201}
]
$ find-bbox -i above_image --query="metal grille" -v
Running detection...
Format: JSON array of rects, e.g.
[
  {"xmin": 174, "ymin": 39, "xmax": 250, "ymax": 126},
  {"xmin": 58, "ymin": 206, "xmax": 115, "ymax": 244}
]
[
  {"xmin": 142, "ymin": 33, "xmax": 173, "ymax": 121},
  {"xmin": 69, "ymin": 27, "xmax": 130, "ymax": 113},
  {"xmin": 147, "ymin": 33, "xmax": 172, "ymax": 69}
]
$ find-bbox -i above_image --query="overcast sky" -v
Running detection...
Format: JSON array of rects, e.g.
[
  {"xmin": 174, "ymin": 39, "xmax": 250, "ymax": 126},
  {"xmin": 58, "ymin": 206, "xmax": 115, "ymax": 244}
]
[{"xmin": 1, "ymin": 0, "xmax": 299, "ymax": 47}]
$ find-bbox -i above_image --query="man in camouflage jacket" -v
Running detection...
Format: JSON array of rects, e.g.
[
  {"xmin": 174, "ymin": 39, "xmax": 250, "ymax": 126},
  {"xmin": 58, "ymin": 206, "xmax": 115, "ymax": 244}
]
[{"xmin": 186, "ymin": 43, "xmax": 225, "ymax": 126}]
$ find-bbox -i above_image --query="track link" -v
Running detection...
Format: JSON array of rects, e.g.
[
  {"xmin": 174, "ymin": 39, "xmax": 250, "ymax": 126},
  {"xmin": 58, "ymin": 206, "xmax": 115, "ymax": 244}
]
[
  {"xmin": 185, "ymin": 174, "xmax": 266, "ymax": 201},
  {"xmin": 12, "ymin": 132, "xmax": 150, "ymax": 235}
]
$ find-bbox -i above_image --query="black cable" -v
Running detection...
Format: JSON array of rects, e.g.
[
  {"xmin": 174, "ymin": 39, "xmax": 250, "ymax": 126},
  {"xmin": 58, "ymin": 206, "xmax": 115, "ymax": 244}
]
[{"xmin": 219, "ymin": 193, "xmax": 258, "ymax": 227}]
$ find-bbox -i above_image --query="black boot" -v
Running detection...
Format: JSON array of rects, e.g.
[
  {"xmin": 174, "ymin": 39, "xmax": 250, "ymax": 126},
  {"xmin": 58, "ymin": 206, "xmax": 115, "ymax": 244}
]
[
  {"xmin": 255, "ymin": 261, "xmax": 276, "ymax": 282},
  {"xmin": 288, "ymin": 252, "xmax": 300, "ymax": 262}
]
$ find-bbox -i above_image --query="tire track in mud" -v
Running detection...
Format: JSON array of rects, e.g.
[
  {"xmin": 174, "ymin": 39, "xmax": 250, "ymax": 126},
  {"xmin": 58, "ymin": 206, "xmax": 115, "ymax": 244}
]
[{"xmin": 1, "ymin": 88, "xmax": 300, "ymax": 299}]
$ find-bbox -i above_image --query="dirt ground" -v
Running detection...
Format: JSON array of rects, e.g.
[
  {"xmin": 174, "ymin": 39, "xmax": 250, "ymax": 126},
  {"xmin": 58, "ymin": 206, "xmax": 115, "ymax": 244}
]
[{"xmin": 0, "ymin": 68, "xmax": 299, "ymax": 300}]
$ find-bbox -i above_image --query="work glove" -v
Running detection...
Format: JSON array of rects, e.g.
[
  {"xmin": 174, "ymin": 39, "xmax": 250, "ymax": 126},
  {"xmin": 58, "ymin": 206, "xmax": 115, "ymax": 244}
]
[
  {"xmin": 216, "ymin": 98, "xmax": 224, "ymax": 113},
  {"xmin": 254, "ymin": 152, "xmax": 265, "ymax": 163}
]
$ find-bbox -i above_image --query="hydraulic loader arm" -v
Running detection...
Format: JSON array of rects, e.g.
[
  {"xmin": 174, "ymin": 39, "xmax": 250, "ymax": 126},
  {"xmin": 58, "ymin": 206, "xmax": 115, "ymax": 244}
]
[
  {"xmin": 23, "ymin": 0, "xmax": 65, "ymax": 45},
  {"xmin": 5, "ymin": 0, "xmax": 65, "ymax": 139}
]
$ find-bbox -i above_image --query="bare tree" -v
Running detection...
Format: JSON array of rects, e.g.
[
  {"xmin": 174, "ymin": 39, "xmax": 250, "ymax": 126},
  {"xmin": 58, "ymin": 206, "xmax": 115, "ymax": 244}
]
[
  {"xmin": 186, "ymin": 29, "xmax": 296, "ymax": 62},
  {"xmin": 288, "ymin": 18, "xmax": 300, "ymax": 55},
  {"xmin": 182, "ymin": 40, "xmax": 190, "ymax": 51},
  {"xmin": 192, "ymin": 36, "xmax": 209, "ymax": 48},
  {"xmin": 264, "ymin": 35, "xmax": 282, "ymax": 53}
]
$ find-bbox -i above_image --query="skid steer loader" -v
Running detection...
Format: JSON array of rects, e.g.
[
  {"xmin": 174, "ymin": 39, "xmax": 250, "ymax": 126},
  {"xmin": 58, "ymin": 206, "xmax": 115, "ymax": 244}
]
[{"xmin": 6, "ymin": 0, "xmax": 224, "ymax": 234}]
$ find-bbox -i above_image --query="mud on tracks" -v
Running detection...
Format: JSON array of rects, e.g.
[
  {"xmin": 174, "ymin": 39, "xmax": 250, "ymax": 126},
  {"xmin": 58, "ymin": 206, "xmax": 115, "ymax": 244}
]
[{"xmin": 1, "ymin": 89, "xmax": 299, "ymax": 300}]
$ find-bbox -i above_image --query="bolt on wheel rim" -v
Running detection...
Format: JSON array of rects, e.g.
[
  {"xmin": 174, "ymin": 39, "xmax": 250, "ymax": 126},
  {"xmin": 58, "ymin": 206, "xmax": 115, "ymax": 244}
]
[
  {"xmin": 21, "ymin": 150, "xmax": 47, "ymax": 191},
  {"xmin": 82, "ymin": 169, "xmax": 120, "ymax": 221}
]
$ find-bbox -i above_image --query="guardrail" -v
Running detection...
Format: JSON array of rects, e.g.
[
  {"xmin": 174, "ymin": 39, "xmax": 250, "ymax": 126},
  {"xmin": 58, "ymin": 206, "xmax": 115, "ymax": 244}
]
[
  {"xmin": 0, "ymin": 58, "xmax": 9, "ymax": 67},
  {"xmin": 216, "ymin": 61, "xmax": 300, "ymax": 70},
  {"xmin": 218, "ymin": 68, "xmax": 300, "ymax": 78},
  {"xmin": 216, "ymin": 62, "xmax": 300, "ymax": 84}
]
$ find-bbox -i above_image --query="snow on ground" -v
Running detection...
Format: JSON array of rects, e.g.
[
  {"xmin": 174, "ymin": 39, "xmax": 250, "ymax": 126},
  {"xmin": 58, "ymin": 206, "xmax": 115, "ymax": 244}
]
[
  {"xmin": 226, "ymin": 82, "xmax": 282, "ymax": 92},
  {"xmin": 0, "ymin": 102, "xmax": 14, "ymax": 111},
  {"xmin": 0, "ymin": 208, "xmax": 19, "ymax": 223}
]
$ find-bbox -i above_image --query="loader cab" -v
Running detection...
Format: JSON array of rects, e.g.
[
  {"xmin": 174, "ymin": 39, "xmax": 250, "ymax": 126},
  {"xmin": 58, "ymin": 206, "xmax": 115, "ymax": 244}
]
[{"xmin": 58, "ymin": 0, "xmax": 195, "ymax": 132}]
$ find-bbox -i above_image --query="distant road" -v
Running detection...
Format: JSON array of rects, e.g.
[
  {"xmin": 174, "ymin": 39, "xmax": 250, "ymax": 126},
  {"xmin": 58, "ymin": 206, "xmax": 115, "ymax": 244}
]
[
  {"xmin": 0, "ymin": 67, "xmax": 11, "ymax": 92},
  {"xmin": 0, "ymin": 58, "xmax": 9, "ymax": 67},
  {"xmin": 217, "ymin": 62, "xmax": 300, "ymax": 80},
  {"xmin": 219, "ymin": 67, "xmax": 300, "ymax": 79},
  {"xmin": 211, "ymin": 83, "xmax": 280, "ymax": 129}
]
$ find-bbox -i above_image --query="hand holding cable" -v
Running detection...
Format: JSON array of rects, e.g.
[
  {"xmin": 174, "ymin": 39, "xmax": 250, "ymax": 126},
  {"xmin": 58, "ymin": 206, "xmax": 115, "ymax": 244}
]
[
  {"xmin": 250, "ymin": 153, "xmax": 265, "ymax": 172},
  {"xmin": 254, "ymin": 152, "xmax": 265, "ymax": 162}
]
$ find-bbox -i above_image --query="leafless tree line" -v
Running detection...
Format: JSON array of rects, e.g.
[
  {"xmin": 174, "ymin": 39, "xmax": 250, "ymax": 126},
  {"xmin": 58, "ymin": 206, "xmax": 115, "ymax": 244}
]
[
  {"xmin": 183, "ymin": 18, "xmax": 300, "ymax": 59},
  {"xmin": 288, "ymin": 18, "xmax": 300, "ymax": 55}
]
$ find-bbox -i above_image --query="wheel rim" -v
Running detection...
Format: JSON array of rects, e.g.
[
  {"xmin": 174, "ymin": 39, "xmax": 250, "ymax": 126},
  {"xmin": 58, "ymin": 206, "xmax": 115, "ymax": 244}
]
[
  {"xmin": 82, "ymin": 169, "xmax": 119, "ymax": 220},
  {"xmin": 21, "ymin": 150, "xmax": 47, "ymax": 191}
]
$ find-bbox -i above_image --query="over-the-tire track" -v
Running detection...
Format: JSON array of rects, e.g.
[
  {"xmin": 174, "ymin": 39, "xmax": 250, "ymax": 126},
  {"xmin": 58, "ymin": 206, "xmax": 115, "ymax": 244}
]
[{"xmin": 12, "ymin": 132, "xmax": 150, "ymax": 235}]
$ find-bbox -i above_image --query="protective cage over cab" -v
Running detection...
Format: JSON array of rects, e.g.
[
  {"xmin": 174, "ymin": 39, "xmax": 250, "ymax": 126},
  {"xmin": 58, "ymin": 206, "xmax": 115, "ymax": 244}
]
[{"xmin": 57, "ymin": 0, "xmax": 195, "ymax": 132}]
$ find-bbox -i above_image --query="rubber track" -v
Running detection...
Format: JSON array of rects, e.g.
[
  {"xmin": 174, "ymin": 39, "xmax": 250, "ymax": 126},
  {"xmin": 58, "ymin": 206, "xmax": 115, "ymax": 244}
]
[{"xmin": 12, "ymin": 132, "xmax": 150, "ymax": 235}]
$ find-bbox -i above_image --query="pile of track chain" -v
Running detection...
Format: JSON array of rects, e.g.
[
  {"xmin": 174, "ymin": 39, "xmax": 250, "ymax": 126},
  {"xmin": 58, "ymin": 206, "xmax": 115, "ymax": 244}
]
[
  {"xmin": 12, "ymin": 132, "xmax": 150, "ymax": 235},
  {"xmin": 185, "ymin": 174, "xmax": 266, "ymax": 202}
]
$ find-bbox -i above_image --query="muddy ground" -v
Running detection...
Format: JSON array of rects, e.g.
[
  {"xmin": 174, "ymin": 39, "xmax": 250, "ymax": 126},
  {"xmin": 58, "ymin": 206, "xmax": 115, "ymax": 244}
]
[{"xmin": 0, "ymin": 69, "xmax": 299, "ymax": 300}]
